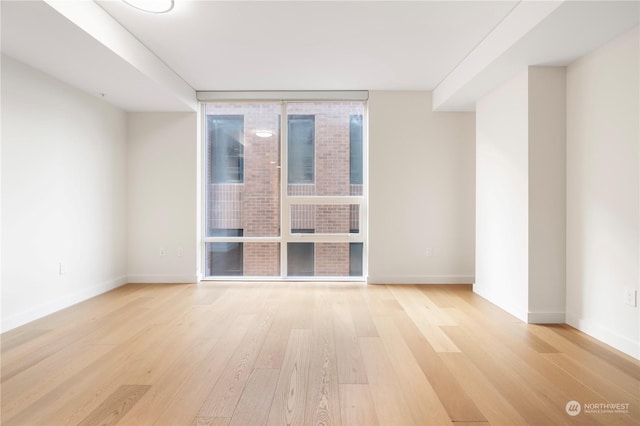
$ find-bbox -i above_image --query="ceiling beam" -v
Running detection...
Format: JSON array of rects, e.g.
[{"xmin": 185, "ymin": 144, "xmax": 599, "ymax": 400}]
[
  {"xmin": 44, "ymin": 0, "xmax": 196, "ymax": 111},
  {"xmin": 433, "ymin": 1, "xmax": 564, "ymax": 111}
]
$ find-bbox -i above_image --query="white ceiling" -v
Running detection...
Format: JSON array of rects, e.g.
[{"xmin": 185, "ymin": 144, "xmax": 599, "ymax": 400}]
[
  {"xmin": 1, "ymin": 1, "xmax": 638, "ymax": 112},
  {"xmin": 96, "ymin": 0, "xmax": 518, "ymax": 91}
]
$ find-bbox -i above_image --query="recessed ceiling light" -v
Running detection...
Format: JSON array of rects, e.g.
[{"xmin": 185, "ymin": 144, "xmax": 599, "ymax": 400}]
[
  {"xmin": 255, "ymin": 130, "xmax": 274, "ymax": 138},
  {"xmin": 123, "ymin": 0, "xmax": 174, "ymax": 13}
]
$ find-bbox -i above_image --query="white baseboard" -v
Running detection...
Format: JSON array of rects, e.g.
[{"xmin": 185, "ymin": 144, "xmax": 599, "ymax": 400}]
[
  {"xmin": 127, "ymin": 274, "xmax": 199, "ymax": 284},
  {"xmin": 527, "ymin": 311, "xmax": 566, "ymax": 324},
  {"xmin": 366, "ymin": 275, "xmax": 474, "ymax": 285},
  {"xmin": 566, "ymin": 312, "xmax": 640, "ymax": 360},
  {"xmin": 1, "ymin": 275, "xmax": 127, "ymax": 333}
]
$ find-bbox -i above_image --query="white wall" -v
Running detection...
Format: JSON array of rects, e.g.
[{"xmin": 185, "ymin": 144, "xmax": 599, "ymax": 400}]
[
  {"xmin": 1, "ymin": 55, "xmax": 128, "ymax": 332},
  {"xmin": 475, "ymin": 71, "xmax": 530, "ymax": 321},
  {"xmin": 367, "ymin": 91, "xmax": 475, "ymax": 284},
  {"xmin": 528, "ymin": 67, "xmax": 566, "ymax": 322},
  {"xmin": 475, "ymin": 67, "xmax": 568, "ymax": 323},
  {"xmin": 566, "ymin": 26, "xmax": 639, "ymax": 359},
  {"xmin": 127, "ymin": 112, "xmax": 198, "ymax": 283}
]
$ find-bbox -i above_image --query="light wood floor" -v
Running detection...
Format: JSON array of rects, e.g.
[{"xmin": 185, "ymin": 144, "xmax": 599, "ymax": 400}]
[{"xmin": 1, "ymin": 283, "xmax": 639, "ymax": 426}]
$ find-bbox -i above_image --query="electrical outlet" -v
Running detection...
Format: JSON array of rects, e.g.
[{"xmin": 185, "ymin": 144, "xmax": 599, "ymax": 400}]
[
  {"xmin": 425, "ymin": 247, "xmax": 433, "ymax": 257},
  {"xmin": 177, "ymin": 247, "xmax": 184, "ymax": 257},
  {"xmin": 624, "ymin": 288, "xmax": 637, "ymax": 307},
  {"xmin": 160, "ymin": 247, "xmax": 167, "ymax": 257}
]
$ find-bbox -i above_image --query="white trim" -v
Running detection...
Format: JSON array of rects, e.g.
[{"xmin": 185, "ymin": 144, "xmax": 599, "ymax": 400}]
[
  {"xmin": 197, "ymin": 91, "xmax": 369, "ymax": 102},
  {"xmin": 127, "ymin": 274, "xmax": 199, "ymax": 284},
  {"xmin": 367, "ymin": 275, "xmax": 474, "ymax": 285},
  {"xmin": 0, "ymin": 275, "xmax": 127, "ymax": 333},
  {"xmin": 527, "ymin": 311, "xmax": 566, "ymax": 324},
  {"xmin": 196, "ymin": 104, "xmax": 203, "ymax": 283},
  {"xmin": 287, "ymin": 196, "xmax": 364, "ymax": 204},
  {"xmin": 566, "ymin": 313, "xmax": 640, "ymax": 360},
  {"xmin": 280, "ymin": 103, "xmax": 288, "ymax": 277},
  {"xmin": 201, "ymin": 276, "xmax": 365, "ymax": 283}
]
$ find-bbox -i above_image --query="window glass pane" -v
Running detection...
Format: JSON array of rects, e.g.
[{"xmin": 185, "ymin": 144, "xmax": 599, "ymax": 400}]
[
  {"xmin": 207, "ymin": 242, "xmax": 243, "ymax": 276},
  {"xmin": 286, "ymin": 242, "xmax": 363, "ymax": 277},
  {"xmin": 350, "ymin": 115, "xmax": 363, "ymax": 185},
  {"xmin": 205, "ymin": 103, "xmax": 281, "ymax": 238},
  {"xmin": 287, "ymin": 102, "xmax": 365, "ymax": 196},
  {"xmin": 209, "ymin": 115, "xmax": 244, "ymax": 183},
  {"xmin": 350, "ymin": 243, "xmax": 363, "ymax": 277},
  {"xmin": 205, "ymin": 242, "xmax": 280, "ymax": 277},
  {"xmin": 288, "ymin": 115, "xmax": 315, "ymax": 184},
  {"xmin": 290, "ymin": 204, "xmax": 359, "ymax": 234},
  {"xmin": 287, "ymin": 242, "xmax": 314, "ymax": 276}
]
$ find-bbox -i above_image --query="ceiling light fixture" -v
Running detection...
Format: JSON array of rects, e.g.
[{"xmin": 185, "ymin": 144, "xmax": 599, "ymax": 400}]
[
  {"xmin": 123, "ymin": 0, "xmax": 174, "ymax": 13},
  {"xmin": 255, "ymin": 129, "xmax": 274, "ymax": 138}
]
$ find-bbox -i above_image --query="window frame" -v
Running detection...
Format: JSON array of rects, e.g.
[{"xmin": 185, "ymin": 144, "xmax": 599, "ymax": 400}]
[{"xmin": 200, "ymin": 100, "xmax": 368, "ymax": 281}]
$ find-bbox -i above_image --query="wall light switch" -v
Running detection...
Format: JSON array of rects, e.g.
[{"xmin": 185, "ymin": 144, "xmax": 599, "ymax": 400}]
[
  {"xmin": 177, "ymin": 247, "xmax": 184, "ymax": 257},
  {"xmin": 624, "ymin": 288, "xmax": 637, "ymax": 307},
  {"xmin": 425, "ymin": 248, "xmax": 433, "ymax": 257},
  {"xmin": 59, "ymin": 262, "xmax": 66, "ymax": 275},
  {"xmin": 160, "ymin": 247, "xmax": 167, "ymax": 257}
]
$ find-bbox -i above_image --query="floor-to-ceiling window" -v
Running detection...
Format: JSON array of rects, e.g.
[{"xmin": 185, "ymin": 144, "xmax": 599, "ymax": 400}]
[{"xmin": 202, "ymin": 99, "xmax": 367, "ymax": 279}]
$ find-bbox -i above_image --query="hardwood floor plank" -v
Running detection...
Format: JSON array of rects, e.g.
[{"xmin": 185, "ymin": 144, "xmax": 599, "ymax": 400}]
[
  {"xmin": 254, "ymin": 310, "xmax": 294, "ymax": 369},
  {"xmin": 359, "ymin": 337, "xmax": 416, "ymax": 425},
  {"xmin": 333, "ymin": 304, "xmax": 368, "ymax": 384},
  {"xmin": 2, "ymin": 322, "xmax": 165, "ymax": 426},
  {"xmin": 35, "ymin": 305, "xmax": 222, "ymax": 426},
  {"xmin": 0, "ymin": 342, "xmax": 115, "ymax": 420},
  {"xmin": 441, "ymin": 299, "xmax": 559, "ymax": 354},
  {"xmin": 0, "ymin": 295, "xmax": 153, "ymax": 383},
  {"xmin": 387, "ymin": 285, "xmax": 460, "ymax": 352},
  {"xmin": 548, "ymin": 324, "xmax": 640, "ymax": 380},
  {"xmin": 229, "ymin": 369, "xmax": 279, "ymax": 426},
  {"xmin": 339, "ymin": 384, "xmax": 379, "ymax": 426},
  {"xmin": 114, "ymin": 337, "xmax": 221, "ymax": 425},
  {"xmin": 77, "ymin": 384, "xmax": 150, "ymax": 426},
  {"xmin": 348, "ymin": 289, "xmax": 379, "ymax": 337},
  {"xmin": 191, "ymin": 417, "xmax": 230, "ymax": 426},
  {"xmin": 292, "ymin": 287, "xmax": 316, "ymax": 329},
  {"xmin": 191, "ymin": 286, "xmax": 229, "ymax": 306},
  {"xmin": 442, "ymin": 325, "xmax": 578, "ymax": 425},
  {"xmin": 267, "ymin": 329, "xmax": 312, "ymax": 426},
  {"xmin": 543, "ymin": 352, "xmax": 640, "ymax": 422},
  {"xmin": 441, "ymin": 352, "xmax": 529, "ymax": 426},
  {"xmin": 527, "ymin": 324, "xmax": 640, "ymax": 399},
  {"xmin": 410, "ymin": 284, "xmax": 458, "ymax": 326},
  {"xmin": 312, "ymin": 285, "xmax": 334, "ymax": 330},
  {"xmin": 198, "ymin": 306, "xmax": 276, "ymax": 418},
  {"xmin": 1, "ymin": 328, "xmax": 51, "ymax": 353},
  {"xmin": 444, "ymin": 305, "xmax": 636, "ymax": 424},
  {"xmin": 153, "ymin": 314, "xmax": 254, "ymax": 425},
  {"xmin": 391, "ymin": 310, "xmax": 486, "ymax": 422},
  {"xmin": 372, "ymin": 315, "xmax": 454, "ymax": 425},
  {"xmin": 305, "ymin": 327, "xmax": 342, "ymax": 426}
]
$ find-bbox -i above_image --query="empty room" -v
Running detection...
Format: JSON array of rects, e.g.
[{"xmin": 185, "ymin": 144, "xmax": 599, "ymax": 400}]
[{"xmin": 1, "ymin": 0, "xmax": 639, "ymax": 425}]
